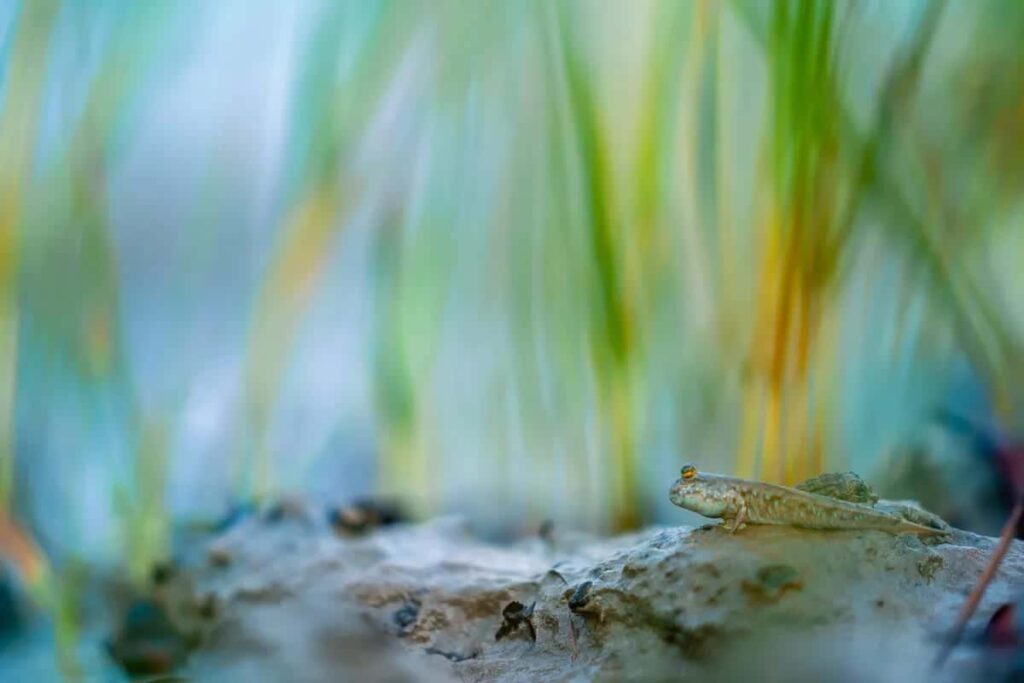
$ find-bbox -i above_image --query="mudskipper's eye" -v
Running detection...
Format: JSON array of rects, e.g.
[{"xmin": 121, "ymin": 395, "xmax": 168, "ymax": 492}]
[{"xmin": 681, "ymin": 464, "xmax": 697, "ymax": 480}]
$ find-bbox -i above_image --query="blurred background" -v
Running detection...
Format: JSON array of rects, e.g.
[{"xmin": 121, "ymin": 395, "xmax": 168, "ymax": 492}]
[{"xmin": 1, "ymin": 0, "xmax": 1024, "ymax": 672}]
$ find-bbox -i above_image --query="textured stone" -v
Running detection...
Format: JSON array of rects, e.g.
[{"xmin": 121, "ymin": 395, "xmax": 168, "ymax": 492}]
[{"xmin": 174, "ymin": 512, "xmax": 1024, "ymax": 682}]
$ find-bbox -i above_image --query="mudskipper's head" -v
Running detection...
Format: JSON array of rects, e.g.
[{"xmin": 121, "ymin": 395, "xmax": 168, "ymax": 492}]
[{"xmin": 668, "ymin": 463, "xmax": 730, "ymax": 517}]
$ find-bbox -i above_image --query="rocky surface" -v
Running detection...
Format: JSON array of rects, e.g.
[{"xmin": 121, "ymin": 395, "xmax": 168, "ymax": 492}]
[{"xmin": 165, "ymin": 509, "xmax": 1024, "ymax": 682}]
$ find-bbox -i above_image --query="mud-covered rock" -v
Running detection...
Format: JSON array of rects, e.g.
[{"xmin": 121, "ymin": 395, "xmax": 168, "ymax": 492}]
[{"xmin": 173, "ymin": 513, "xmax": 1024, "ymax": 682}]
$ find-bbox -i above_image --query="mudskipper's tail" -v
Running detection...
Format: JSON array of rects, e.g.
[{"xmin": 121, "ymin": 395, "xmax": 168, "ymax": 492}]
[{"xmin": 902, "ymin": 520, "xmax": 951, "ymax": 540}]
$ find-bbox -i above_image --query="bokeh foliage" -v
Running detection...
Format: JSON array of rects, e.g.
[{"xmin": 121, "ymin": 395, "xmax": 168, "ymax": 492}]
[{"xmin": 0, "ymin": 0, "xmax": 1021, "ymax": 575}]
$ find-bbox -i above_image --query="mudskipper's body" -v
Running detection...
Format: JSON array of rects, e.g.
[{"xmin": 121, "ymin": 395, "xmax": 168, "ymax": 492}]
[{"xmin": 668, "ymin": 464, "xmax": 947, "ymax": 538}]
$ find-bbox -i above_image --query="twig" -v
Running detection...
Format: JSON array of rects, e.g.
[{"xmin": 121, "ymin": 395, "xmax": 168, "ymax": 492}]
[{"xmin": 934, "ymin": 499, "xmax": 1023, "ymax": 667}]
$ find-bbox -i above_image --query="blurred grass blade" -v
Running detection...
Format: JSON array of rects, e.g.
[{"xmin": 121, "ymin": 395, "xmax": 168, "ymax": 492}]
[{"xmin": 0, "ymin": 0, "xmax": 61, "ymax": 511}]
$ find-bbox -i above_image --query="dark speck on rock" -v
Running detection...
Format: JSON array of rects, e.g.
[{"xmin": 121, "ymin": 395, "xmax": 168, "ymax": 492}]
[
  {"xmin": 622, "ymin": 563, "xmax": 647, "ymax": 578},
  {"xmin": 917, "ymin": 554, "xmax": 944, "ymax": 582},
  {"xmin": 150, "ymin": 561, "xmax": 177, "ymax": 586},
  {"xmin": 212, "ymin": 502, "xmax": 255, "ymax": 533},
  {"xmin": 495, "ymin": 601, "xmax": 536, "ymax": 642},
  {"xmin": 706, "ymin": 586, "xmax": 728, "ymax": 606},
  {"xmin": 196, "ymin": 594, "xmax": 219, "ymax": 620},
  {"xmin": 262, "ymin": 498, "xmax": 314, "ymax": 525},
  {"xmin": 207, "ymin": 546, "xmax": 232, "ymax": 569},
  {"xmin": 650, "ymin": 531, "xmax": 674, "ymax": 548},
  {"xmin": 741, "ymin": 564, "xmax": 802, "ymax": 602},
  {"xmin": 542, "ymin": 569, "xmax": 568, "ymax": 588},
  {"xmin": 425, "ymin": 646, "xmax": 479, "ymax": 662},
  {"xmin": 393, "ymin": 599, "xmax": 421, "ymax": 635},
  {"xmin": 568, "ymin": 581, "xmax": 593, "ymax": 611}
]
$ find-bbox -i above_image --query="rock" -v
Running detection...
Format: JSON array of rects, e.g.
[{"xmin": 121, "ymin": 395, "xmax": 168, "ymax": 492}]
[{"xmin": 170, "ymin": 513, "xmax": 1024, "ymax": 682}]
